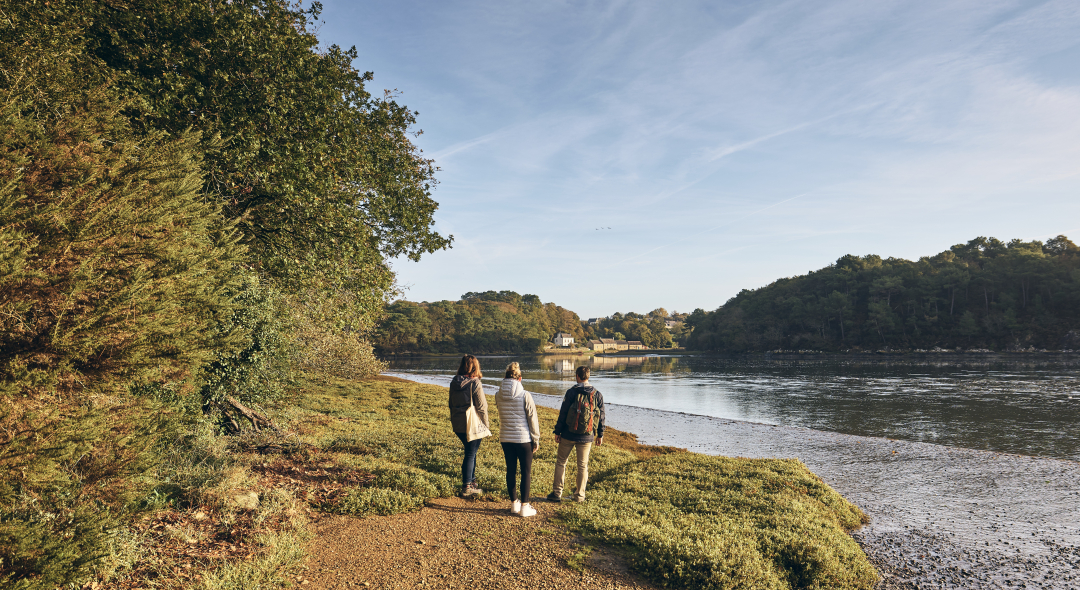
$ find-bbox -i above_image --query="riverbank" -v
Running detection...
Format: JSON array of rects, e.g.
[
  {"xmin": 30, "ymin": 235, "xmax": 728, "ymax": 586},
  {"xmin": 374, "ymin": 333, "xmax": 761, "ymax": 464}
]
[
  {"xmin": 388, "ymin": 371, "xmax": 1080, "ymax": 589},
  {"xmin": 292, "ymin": 376, "xmax": 877, "ymax": 589}
]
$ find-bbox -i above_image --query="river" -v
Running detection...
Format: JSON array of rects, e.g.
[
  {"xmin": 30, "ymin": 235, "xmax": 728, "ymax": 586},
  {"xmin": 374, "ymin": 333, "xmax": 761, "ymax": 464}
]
[{"xmin": 385, "ymin": 353, "xmax": 1080, "ymax": 461}]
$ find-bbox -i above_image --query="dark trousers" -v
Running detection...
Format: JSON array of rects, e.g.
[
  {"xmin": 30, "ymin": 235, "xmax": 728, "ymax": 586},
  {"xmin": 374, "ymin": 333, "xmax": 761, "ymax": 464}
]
[
  {"xmin": 500, "ymin": 442, "xmax": 533, "ymax": 502},
  {"xmin": 456, "ymin": 432, "xmax": 483, "ymax": 488}
]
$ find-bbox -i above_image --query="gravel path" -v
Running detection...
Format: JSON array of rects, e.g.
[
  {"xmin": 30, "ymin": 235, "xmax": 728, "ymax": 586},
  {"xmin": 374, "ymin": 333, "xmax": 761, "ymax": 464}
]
[{"xmin": 303, "ymin": 497, "xmax": 660, "ymax": 589}]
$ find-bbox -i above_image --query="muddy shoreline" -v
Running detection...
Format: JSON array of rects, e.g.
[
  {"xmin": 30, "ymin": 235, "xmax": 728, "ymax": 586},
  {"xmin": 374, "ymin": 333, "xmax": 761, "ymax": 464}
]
[{"xmin": 386, "ymin": 372, "xmax": 1080, "ymax": 589}]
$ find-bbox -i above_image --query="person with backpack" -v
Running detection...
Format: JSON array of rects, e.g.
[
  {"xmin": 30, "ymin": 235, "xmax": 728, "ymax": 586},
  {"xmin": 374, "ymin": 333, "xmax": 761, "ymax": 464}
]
[
  {"xmin": 494, "ymin": 362, "xmax": 540, "ymax": 517},
  {"xmin": 548, "ymin": 365, "xmax": 605, "ymax": 503},
  {"xmin": 449, "ymin": 354, "xmax": 490, "ymax": 497}
]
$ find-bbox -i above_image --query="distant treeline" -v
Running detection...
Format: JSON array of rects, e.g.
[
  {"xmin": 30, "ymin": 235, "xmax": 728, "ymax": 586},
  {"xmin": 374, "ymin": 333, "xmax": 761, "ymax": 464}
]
[
  {"xmin": 584, "ymin": 309, "xmax": 687, "ymax": 349},
  {"xmin": 374, "ymin": 291, "xmax": 586, "ymax": 353},
  {"xmin": 684, "ymin": 236, "xmax": 1080, "ymax": 352}
]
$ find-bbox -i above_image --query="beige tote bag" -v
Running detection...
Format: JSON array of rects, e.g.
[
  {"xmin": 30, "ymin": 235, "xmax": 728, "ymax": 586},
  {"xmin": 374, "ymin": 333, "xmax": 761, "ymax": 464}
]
[{"xmin": 465, "ymin": 400, "xmax": 491, "ymax": 442}]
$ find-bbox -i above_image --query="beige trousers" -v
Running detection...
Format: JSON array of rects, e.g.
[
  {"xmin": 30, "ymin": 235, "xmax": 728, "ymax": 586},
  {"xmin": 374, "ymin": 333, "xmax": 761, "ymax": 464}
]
[{"xmin": 552, "ymin": 439, "xmax": 593, "ymax": 501}]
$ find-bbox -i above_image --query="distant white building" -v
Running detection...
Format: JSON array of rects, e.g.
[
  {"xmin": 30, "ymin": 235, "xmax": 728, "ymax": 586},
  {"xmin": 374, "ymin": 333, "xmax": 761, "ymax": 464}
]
[
  {"xmin": 664, "ymin": 319, "xmax": 678, "ymax": 329},
  {"xmin": 587, "ymin": 318, "xmax": 601, "ymax": 326},
  {"xmin": 553, "ymin": 332, "xmax": 575, "ymax": 347}
]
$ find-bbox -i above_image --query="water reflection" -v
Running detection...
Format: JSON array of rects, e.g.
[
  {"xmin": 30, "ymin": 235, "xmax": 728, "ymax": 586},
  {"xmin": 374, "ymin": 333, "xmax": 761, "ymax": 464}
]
[{"xmin": 385, "ymin": 354, "xmax": 1080, "ymax": 461}]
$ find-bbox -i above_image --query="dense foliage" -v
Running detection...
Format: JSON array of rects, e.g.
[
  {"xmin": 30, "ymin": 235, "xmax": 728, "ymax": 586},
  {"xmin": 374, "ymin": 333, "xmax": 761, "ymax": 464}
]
[
  {"xmin": 373, "ymin": 291, "xmax": 586, "ymax": 353},
  {"xmin": 685, "ymin": 236, "xmax": 1080, "ymax": 353},
  {"xmin": 0, "ymin": 17, "xmax": 245, "ymax": 586},
  {"xmin": 1, "ymin": 1, "xmax": 446, "ymax": 586}
]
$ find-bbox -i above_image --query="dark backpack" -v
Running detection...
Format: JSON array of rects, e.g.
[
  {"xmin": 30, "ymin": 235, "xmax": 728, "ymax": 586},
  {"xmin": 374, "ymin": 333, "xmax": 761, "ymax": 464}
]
[{"xmin": 567, "ymin": 387, "xmax": 599, "ymax": 435}]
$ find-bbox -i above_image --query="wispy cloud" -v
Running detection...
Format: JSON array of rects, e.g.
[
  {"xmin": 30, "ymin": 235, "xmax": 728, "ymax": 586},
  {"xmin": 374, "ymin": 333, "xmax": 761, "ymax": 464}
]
[{"xmin": 321, "ymin": 0, "xmax": 1080, "ymax": 317}]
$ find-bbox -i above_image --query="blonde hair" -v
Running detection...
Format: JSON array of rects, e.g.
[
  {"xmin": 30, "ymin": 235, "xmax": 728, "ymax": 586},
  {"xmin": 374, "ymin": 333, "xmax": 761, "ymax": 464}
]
[{"xmin": 504, "ymin": 361, "xmax": 522, "ymax": 379}]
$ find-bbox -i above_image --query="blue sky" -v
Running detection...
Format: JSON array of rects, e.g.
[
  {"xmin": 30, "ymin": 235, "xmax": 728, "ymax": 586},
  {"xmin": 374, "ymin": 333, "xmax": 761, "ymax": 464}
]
[{"xmin": 315, "ymin": 0, "xmax": 1080, "ymax": 319}]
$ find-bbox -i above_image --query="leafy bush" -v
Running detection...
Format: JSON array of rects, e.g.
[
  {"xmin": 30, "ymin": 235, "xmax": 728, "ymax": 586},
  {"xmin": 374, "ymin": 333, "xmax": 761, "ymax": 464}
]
[
  {"xmin": 335, "ymin": 487, "xmax": 425, "ymax": 517},
  {"xmin": 200, "ymin": 274, "xmax": 295, "ymax": 409}
]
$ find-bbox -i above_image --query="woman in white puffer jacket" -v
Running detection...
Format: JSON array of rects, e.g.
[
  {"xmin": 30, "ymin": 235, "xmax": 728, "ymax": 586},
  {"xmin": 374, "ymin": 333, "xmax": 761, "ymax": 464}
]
[{"xmin": 495, "ymin": 362, "xmax": 541, "ymax": 517}]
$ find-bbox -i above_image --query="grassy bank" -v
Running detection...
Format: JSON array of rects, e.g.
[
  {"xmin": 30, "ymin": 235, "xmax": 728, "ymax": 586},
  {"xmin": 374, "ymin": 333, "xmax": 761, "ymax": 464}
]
[{"xmin": 276, "ymin": 375, "xmax": 878, "ymax": 590}]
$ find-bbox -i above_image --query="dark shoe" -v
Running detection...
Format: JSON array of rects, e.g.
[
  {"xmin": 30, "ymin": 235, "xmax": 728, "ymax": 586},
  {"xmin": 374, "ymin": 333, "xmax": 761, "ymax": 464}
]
[
  {"xmin": 546, "ymin": 492, "xmax": 562, "ymax": 503},
  {"xmin": 462, "ymin": 484, "xmax": 483, "ymax": 498}
]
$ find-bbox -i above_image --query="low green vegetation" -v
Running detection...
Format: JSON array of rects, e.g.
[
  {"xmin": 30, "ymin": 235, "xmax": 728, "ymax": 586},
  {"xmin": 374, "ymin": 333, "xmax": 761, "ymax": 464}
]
[
  {"xmin": 685, "ymin": 236, "xmax": 1080, "ymax": 352},
  {"xmin": 278, "ymin": 376, "xmax": 878, "ymax": 590}
]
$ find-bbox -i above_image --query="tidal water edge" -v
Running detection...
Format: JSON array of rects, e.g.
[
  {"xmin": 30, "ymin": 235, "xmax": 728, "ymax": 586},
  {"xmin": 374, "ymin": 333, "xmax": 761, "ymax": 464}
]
[{"xmin": 385, "ymin": 354, "xmax": 1080, "ymax": 588}]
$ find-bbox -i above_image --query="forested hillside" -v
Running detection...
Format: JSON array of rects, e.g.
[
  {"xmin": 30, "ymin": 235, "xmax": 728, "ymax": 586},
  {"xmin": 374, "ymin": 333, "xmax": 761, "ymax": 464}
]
[
  {"xmin": 684, "ymin": 236, "xmax": 1080, "ymax": 353},
  {"xmin": 373, "ymin": 291, "xmax": 586, "ymax": 353}
]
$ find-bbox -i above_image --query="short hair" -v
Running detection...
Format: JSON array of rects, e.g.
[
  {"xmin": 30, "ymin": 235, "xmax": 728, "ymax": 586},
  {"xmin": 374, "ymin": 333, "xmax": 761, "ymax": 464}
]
[
  {"xmin": 457, "ymin": 354, "xmax": 482, "ymax": 379},
  {"xmin": 504, "ymin": 362, "xmax": 522, "ymax": 379},
  {"xmin": 576, "ymin": 366, "xmax": 590, "ymax": 381}
]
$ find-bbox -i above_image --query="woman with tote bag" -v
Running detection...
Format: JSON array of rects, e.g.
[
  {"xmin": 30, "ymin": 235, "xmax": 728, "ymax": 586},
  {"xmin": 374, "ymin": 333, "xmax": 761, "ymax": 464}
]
[{"xmin": 448, "ymin": 354, "xmax": 491, "ymax": 497}]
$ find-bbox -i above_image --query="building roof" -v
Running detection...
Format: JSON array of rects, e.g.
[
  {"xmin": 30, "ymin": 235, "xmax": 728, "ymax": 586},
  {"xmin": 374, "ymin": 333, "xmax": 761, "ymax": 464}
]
[
  {"xmin": 627, "ymin": 341, "xmax": 643, "ymax": 345},
  {"xmin": 600, "ymin": 338, "xmax": 615, "ymax": 344},
  {"xmin": 616, "ymin": 340, "xmax": 628, "ymax": 345},
  {"xmin": 554, "ymin": 332, "xmax": 573, "ymax": 338}
]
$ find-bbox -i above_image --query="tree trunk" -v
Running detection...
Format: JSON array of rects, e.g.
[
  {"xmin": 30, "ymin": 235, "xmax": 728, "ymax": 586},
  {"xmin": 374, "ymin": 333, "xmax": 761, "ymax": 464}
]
[
  {"xmin": 225, "ymin": 396, "xmax": 275, "ymax": 431},
  {"xmin": 950, "ymin": 289, "xmax": 955, "ymax": 317}
]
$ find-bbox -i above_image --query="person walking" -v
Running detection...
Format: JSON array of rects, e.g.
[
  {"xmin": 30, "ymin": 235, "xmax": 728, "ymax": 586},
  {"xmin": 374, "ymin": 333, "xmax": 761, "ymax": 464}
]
[
  {"xmin": 548, "ymin": 366, "xmax": 605, "ymax": 503},
  {"xmin": 449, "ymin": 354, "xmax": 490, "ymax": 497},
  {"xmin": 494, "ymin": 362, "xmax": 540, "ymax": 517}
]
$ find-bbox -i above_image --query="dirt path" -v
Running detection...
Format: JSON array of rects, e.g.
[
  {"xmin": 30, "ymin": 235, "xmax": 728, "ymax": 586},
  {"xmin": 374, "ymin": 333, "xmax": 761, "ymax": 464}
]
[{"xmin": 300, "ymin": 497, "xmax": 661, "ymax": 590}]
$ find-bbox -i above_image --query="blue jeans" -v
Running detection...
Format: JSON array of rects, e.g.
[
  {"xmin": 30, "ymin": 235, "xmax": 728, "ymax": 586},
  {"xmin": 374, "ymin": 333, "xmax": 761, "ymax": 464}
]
[{"xmin": 456, "ymin": 432, "xmax": 483, "ymax": 487}]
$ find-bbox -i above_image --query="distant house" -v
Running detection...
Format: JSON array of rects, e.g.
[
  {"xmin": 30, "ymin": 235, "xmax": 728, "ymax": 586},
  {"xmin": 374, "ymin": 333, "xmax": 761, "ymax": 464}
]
[
  {"xmin": 587, "ymin": 339, "xmax": 605, "ymax": 351},
  {"xmin": 664, "ymin": 319, "xmax": 678, "ymax": 329},
  {"xmin": 587, "ymin": 318, "xmax": 601, "ymax": 326},
  {"xmin": 627, "ymin": 341, "xmax": 645, "ymax": 350},
  {"xmin": 615, "ymin": 340, "xmax": 629, "ymax": 351},
  {"xmin": 553, "ymin": 332, "xmax": 575, "ymax": 347},
  {"xmin": 599, "ymin": 338, "xmax": 616, "ymax": 351}
]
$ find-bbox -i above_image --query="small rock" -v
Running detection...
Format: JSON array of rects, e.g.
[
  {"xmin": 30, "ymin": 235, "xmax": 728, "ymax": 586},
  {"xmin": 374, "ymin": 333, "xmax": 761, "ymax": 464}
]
[
  {"xmin": 226, "ymin": 491, "xmax": 260, "ymax": 511},
  {"xmin": 193, "ymin": 511, "xmax": 208, "ymax": 521}
]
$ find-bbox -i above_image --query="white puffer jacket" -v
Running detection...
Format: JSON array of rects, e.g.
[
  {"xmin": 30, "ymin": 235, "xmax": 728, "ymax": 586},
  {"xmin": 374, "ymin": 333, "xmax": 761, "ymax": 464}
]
[{"xmin": 495, "ymin": 378, "xmax": 541, "ymax": 444}]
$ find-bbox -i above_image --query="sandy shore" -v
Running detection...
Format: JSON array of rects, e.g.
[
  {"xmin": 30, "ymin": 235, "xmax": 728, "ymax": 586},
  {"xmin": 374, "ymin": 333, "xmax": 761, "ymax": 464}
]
[{"xmin": 386, "ymin": 372, "xmax": 1080, "ymax": 589}]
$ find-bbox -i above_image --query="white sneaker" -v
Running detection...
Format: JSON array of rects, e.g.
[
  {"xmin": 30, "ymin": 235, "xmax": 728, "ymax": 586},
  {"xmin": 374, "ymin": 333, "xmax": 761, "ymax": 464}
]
[
  {"xmin": 519, "ymin": 503, "xmax": 536, "ymax": 518},
  {"xmin": 511, "ymin": 500, "xmax": 521, "ymax": 514}
]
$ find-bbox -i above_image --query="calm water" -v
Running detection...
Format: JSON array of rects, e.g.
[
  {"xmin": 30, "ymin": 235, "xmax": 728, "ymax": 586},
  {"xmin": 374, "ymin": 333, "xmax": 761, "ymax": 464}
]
[{"xmin": 385, "ymin": 354, "xmax": 1080, "ymax": 461}]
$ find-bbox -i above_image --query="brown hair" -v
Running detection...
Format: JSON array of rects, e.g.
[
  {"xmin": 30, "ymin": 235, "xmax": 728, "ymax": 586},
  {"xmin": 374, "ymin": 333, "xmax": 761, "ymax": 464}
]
[
  {"xmin": 504, "ymin": 362, "xmax": 522, "ymax": 380},
  {"xmin": 576, "ymin": 366, "xmax": 590, "ymax": 381},
  {"xmin": 457, "ymin": 354, "xmax": 482, "ymax": 379}
]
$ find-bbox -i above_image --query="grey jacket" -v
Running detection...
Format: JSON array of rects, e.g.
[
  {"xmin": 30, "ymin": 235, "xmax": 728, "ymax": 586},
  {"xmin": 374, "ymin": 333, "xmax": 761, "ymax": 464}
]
[
  {"xmin": 448, "ymin": 375, "xmax": 490, "ymax": 438},
  {"xmin": 494, "ymin": 378, "xmax": 540, "ymax": 444}
]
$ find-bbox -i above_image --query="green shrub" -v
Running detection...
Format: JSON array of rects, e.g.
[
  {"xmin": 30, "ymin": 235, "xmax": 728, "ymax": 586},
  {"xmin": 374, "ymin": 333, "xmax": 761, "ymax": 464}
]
[
  {"xmin": 334, "ymin": 487, "xmax": 424, "ymax": 517},
  {"xmin": 200, "ymin": 275, "xmax": 295, "ymax": 411}
]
